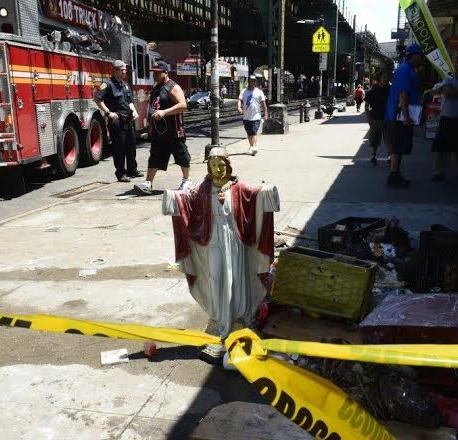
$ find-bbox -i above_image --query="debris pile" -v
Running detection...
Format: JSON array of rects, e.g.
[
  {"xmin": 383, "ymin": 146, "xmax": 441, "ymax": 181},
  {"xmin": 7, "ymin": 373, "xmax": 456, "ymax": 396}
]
[{"xmin": 264, "ymin": 217, "xmax": 458, "ymax": 434}]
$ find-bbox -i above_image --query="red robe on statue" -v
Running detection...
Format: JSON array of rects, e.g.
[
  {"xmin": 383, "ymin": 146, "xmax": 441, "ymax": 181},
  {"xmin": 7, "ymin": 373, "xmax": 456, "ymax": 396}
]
[{"xmin": 171, "ymin": 178, "xmax": 274, "ymax": 266}]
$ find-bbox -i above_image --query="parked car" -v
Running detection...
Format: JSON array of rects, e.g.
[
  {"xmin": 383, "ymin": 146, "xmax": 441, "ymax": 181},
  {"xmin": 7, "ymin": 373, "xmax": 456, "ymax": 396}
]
[{"xmin": 187, "ymin": 91, "xmax": 211, "ymax": 110}]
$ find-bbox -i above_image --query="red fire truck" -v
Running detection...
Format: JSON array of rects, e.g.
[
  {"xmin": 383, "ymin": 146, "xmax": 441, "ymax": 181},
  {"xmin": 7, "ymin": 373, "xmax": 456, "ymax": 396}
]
[{"xmin": 0, "ymin": 0, "xmax": 158, "ymax": 188}]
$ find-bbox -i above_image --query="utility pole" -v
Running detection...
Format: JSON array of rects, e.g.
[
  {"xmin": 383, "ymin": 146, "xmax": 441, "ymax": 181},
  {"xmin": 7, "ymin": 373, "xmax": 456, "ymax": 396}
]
[
  {"xmin": 332, "ymin": 3, "xmax": 339, "ymax": 97},
  {"xmin": 206, "ymin": 0, "xmax": 220, "ymax": 158},
  {"xmin": 350, "ymin": 14, "xmax": 357, "ymax": 97},
  {"xmin": 267, "ymin": 0, "xmax": 273, "ymax": 103},
  {"xmin": 276, "ymin": 0, "xmax": 286, "ymax": 103},
  {"xmin": 315, "ymin": 54, "xmax": 324, "ymax": 119},
  {"xmin": 196, "ymin": 43, "xmax": 200, "ymax": 91}
]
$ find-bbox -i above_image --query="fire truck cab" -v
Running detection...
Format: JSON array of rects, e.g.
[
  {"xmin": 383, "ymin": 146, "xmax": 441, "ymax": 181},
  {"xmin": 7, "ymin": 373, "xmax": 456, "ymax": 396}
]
[{"xmin": 0, "ymin": 0, "xmax": 155, "ymax": 190}]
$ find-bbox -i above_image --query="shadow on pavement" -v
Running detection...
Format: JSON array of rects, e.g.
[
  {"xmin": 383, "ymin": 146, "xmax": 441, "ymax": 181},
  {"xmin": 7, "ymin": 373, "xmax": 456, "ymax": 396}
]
[
  {"xmin": 293, "ymin": 126, "xmax": 458, "ymax": 238},
  {"xmin": 165, "ymin": 365, "xmax": 264, "ymax": 439},
  {"xmin": 116, "ymin": 189, "xmax": 164, "ymax": 197},
  {"xmin": 0, "ymin": 167, "xmax": 49, "ymax": 200},
  {"xmin": 321, "ymin": 113, "xmax": 366, "ymax": 125},
  {"xmin": 128, "ymin": 346, "xmax": 201, "ymax": 362}
]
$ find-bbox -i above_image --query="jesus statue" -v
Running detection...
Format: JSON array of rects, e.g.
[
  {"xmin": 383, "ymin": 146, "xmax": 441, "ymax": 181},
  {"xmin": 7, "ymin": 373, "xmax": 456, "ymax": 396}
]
[{"xmin": 162, "ymin": 147, "xmax": 280, "ymax": 343}]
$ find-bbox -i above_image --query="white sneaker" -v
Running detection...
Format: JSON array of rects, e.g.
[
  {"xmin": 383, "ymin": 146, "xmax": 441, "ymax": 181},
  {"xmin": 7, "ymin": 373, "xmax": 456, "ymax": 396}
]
[
  {"xmin": 249, "ymin": 146, "xmax": 258, "ymax": 156},
  {"xmin": 134, "ymin": 181, "xmax": 153, "ymax": 195},
  {"xmin": 178, "ymin": 178, "xmax": 194, "ymax": 191}
]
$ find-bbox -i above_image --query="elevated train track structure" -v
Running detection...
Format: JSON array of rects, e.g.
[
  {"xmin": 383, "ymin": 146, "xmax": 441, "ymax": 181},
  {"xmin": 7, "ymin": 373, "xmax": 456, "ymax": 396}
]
[{"xmin": 81, "ymin": 1, "xmax": 393, "ymax": 98}]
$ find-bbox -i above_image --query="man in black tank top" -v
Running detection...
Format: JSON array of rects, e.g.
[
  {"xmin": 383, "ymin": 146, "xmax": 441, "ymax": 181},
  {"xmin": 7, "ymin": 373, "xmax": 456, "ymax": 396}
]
[{"xmin": 134, "ymin": 61, "xmax": 193, "ymax": 195}]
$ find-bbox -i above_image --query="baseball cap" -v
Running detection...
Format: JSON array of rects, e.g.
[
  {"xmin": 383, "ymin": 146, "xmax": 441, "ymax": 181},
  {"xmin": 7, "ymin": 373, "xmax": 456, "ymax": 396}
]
[
  {"xmin": 248, "ymin": 75, "xmax": 256, "ymax": 80},
  {"xmin": 405, "ymin": 44, "xmax": 423, "ymax": 57},
  {"xmin": 150, "ymin": 60, "xmax": 169, "ymax": 73},
  {"xmin": 113, "ymin": 60, "xmax": 126, "ymax": 69}
]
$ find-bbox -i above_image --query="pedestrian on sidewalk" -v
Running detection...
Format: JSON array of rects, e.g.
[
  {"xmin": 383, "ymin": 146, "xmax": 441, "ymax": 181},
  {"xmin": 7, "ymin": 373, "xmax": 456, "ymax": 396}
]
[
  {"xmin": 134, "ymin": 61, "xmax": 193, "ymax": 195},
  {"xmin": 238, "ymin": 75, "xmax": 269, "ymax": 156},
  {"xmin": 220, "ymin": 84, "xmax": 227, "ymax": 109},
  {"xmin": 430, "ymin": 62, "xmax": 458, "ymax": 182},
  {"xmin": 354, "ymin": 84, "xmax": 365, "ymax": 112},
  {"xmin": 385, "ymin": 44, "xmax": 424, "ymax": 188},
  {"xmin": 364, "ymin": 72, "xmax": 391, "ymax": 166},
  {"xmin": 94, "ymin": 60, "xmax": 142, "ymax": 183}
]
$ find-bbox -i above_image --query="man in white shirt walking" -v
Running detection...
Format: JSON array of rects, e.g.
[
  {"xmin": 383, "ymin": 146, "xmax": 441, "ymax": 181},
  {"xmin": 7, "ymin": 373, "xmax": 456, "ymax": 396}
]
[{"xmin": 238, "ymin": 75, "xmax": 269, "ymax": 155}]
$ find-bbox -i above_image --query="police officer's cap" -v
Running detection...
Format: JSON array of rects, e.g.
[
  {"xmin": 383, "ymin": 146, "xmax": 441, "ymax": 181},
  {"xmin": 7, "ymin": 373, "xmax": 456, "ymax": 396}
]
[{"xmin": 113, "ymin": 60, "xmax": 126, "ymax": 69}]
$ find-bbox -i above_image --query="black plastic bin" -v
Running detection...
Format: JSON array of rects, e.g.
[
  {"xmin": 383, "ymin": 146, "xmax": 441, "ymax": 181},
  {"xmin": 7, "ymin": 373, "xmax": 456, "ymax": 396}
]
[
  {"xmin": 318, "ymin": 216, "xmax": 385, "ymax": 257},
  {"xmin": 415, "ymin": 231, "xmax": 458, "ymax": 292}
]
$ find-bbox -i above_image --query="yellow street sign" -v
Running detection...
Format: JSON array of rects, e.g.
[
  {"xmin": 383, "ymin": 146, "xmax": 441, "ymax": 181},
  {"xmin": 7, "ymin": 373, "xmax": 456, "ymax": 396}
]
[
  {"xmin": 312, "ymin": 26, "xmax": 331, "ymax": 53},
  {"xmin": 313, "ymin": 44, "xmax": 330, "ymax": 53},
  {"xmin": 312, "ymin": 26, "xmax": 330, "ymax": 45}
]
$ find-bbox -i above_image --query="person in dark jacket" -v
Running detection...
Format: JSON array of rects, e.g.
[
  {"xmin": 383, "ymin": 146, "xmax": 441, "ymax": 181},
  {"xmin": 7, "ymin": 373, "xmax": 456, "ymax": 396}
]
[
  {"xmin": 364, "ymin": 72, "xmax": 391, "ymax": 166},
  {"xmin": 94, "ymin": 60, "xmax": 142, "ymax": 182}
]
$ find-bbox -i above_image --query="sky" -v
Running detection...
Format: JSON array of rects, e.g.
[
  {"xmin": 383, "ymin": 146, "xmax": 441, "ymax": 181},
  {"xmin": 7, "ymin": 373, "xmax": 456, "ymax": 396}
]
[{"xmin": 342, "ymin": 0, "xmax": 400, "ymax": 42}]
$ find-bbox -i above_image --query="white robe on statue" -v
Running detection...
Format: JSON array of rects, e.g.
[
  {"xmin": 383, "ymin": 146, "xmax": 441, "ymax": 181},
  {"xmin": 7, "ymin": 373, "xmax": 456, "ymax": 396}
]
[{"xmin": 163, "ymin": 182, "xmax": 279, "ymax": 337}]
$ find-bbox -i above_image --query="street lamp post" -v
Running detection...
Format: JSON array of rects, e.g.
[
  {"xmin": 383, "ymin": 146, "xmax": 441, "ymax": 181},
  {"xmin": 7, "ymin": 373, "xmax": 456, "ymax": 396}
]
[
  {"xmin": 312, "ymin": 54, "xmax": 324, "ymax": 119},
  {"xmin": 191, "ymin": 42, "xmax": 200, "ymax": 91},
  {"xmin": 205, "ymin": 0, "xmax": 220, "ymax": 160},
  {"xmin": 350, "ymin": 14, "xmax": 357, "ymax": 97},
  {"xmin": 332, "ymin": 3, "xmax": 339, "ymax": 97},
  {"xmin": 277, "ymin": 0, "xmax": 286, "ymax": 103}
]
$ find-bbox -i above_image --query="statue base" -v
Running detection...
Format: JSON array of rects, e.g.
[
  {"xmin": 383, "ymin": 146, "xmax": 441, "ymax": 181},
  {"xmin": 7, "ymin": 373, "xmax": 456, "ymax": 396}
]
[
  {"xmin": 262, "ymin": 104, "xmax": 289, "ymax": 135},
  {"xmin": 199, "ymin": 344, "xmax": 226, "ymax": 365}
]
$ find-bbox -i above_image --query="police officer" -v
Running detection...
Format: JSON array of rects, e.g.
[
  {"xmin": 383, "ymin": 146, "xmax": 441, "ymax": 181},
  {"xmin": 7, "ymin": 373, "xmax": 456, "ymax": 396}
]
[{"xmin": 94, "ymin": 60, "xmax": 143, "ymax": 182}]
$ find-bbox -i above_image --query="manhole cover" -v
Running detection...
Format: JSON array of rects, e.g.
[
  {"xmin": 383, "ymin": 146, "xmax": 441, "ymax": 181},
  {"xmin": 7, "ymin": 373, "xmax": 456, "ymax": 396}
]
[{"xmin": 53, "ymin": 182, "xmax": 110, "ymax": 199}]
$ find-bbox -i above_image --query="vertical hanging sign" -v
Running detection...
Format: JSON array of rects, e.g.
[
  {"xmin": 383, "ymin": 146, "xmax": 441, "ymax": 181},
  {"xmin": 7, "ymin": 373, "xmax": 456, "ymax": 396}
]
[{"xmin": 399, "ymin": 0, "xmax": 454, "ymax": 78}]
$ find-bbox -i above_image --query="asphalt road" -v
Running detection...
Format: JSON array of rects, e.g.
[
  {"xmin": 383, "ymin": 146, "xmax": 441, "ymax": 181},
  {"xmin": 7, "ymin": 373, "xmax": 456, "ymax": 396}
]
[{"xmin": 0, "ymin": 109, "xmax": 301, "ymax": 222}]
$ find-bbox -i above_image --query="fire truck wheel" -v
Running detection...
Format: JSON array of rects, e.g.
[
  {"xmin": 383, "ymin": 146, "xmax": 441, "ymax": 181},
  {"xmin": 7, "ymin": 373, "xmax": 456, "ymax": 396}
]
[
  {"xmin": 55, "ymin": 122, "xmax": 80, "ymax": 177},
  {"xmin": 83, "ymin": 117, "xmax": 104, "ymax": 165}
]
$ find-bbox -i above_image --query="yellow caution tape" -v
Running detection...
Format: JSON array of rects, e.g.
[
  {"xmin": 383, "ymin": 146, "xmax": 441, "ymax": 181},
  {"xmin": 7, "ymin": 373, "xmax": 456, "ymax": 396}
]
[
  {"xmin": 259, "ymin": 338, "xmax": 458, "ymax": 368},
  {"xmin": 6, "ymin": 312, "xmax": 458, "ymax": 439},
  {"xmin": 0, "ymin": 313, "xmax": 221, "ymax": 347},
  {"xmin": 225, "ymin": 329, "xmax": 395, "ymax": 440}
]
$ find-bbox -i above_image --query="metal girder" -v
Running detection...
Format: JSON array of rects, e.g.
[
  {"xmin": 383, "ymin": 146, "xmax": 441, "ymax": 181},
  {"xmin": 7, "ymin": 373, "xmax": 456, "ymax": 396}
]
[
  {"xmin": 81, "ymin": 0, "xmax": 234, "ymax": 29},
  {"xmin": 252, "ymin": 0, "xmax": 282, "ymax": 101}
]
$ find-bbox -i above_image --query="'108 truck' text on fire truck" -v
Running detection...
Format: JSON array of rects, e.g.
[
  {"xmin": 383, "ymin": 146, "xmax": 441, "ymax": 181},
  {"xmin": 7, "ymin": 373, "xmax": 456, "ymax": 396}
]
[{"xmin": 0, "ymin": 0, "xmax": 158, "ymax": 190}]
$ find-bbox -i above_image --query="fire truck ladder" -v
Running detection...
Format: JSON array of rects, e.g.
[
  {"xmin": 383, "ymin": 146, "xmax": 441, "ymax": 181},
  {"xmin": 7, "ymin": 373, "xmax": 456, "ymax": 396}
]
[{"xmin": 0, "ymin": 42, "xmax": 17, "ymax": 165}]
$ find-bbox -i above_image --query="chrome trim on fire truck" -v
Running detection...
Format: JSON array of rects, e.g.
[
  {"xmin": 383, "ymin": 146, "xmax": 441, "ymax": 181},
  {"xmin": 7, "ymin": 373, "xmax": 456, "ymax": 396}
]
[{"xmin": 36, "ymin": 103, "xmax": 56, "ymax": 157}]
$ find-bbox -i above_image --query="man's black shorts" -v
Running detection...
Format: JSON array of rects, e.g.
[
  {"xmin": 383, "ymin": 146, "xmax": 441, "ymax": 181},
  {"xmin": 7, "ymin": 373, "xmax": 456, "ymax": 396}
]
[
  {"xmin": 148, "ymin": 136, "xmax": 191, "ymax": 171},
  {"xmin": 391, "ymin": 121, "xmax": 414, "ymax": 155}
]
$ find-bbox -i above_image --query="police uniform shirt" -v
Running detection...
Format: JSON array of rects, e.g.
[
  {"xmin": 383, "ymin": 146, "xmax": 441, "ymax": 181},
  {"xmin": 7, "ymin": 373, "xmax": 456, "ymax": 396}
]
[{"xmin": 95, "ymin": 77, "xmax": 133, "ymax": 116}]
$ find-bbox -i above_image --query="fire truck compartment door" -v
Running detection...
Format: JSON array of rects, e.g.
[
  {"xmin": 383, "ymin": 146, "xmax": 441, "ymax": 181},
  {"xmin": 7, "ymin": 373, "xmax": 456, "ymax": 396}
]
[
  {"xmin": 30, "ymin": 50, "xmax": 52, "ymax": 101},
  {"xmin": 8, "ymin": 45, "xmax": 40, "ymax": 159},
  {"xmin": 35, "ymin": 104, "xmax": 55, "ymax": 157}
]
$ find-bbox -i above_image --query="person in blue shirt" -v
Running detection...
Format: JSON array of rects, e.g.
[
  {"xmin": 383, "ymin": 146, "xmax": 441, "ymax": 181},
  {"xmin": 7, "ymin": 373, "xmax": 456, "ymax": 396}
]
[{"xmin": 384, "ymin": 44, "xmax": 424, "ymax": 188}]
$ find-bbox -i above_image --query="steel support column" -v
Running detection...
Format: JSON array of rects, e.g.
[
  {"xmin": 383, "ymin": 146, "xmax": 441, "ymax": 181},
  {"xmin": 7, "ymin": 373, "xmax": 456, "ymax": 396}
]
[
  {"xmin": 266, "ymin": 0, "xmax": 285, "ymax": 103},
  {"xmin": 209, "ymin": 0, "xmax": 220, "ymax": 151}
]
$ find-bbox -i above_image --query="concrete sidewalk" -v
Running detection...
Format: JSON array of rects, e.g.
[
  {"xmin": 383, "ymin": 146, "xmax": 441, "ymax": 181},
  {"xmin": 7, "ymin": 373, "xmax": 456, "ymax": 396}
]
[{"xmin": 0, "ymin": 106, "xmax": 457, "ymax": 439}]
